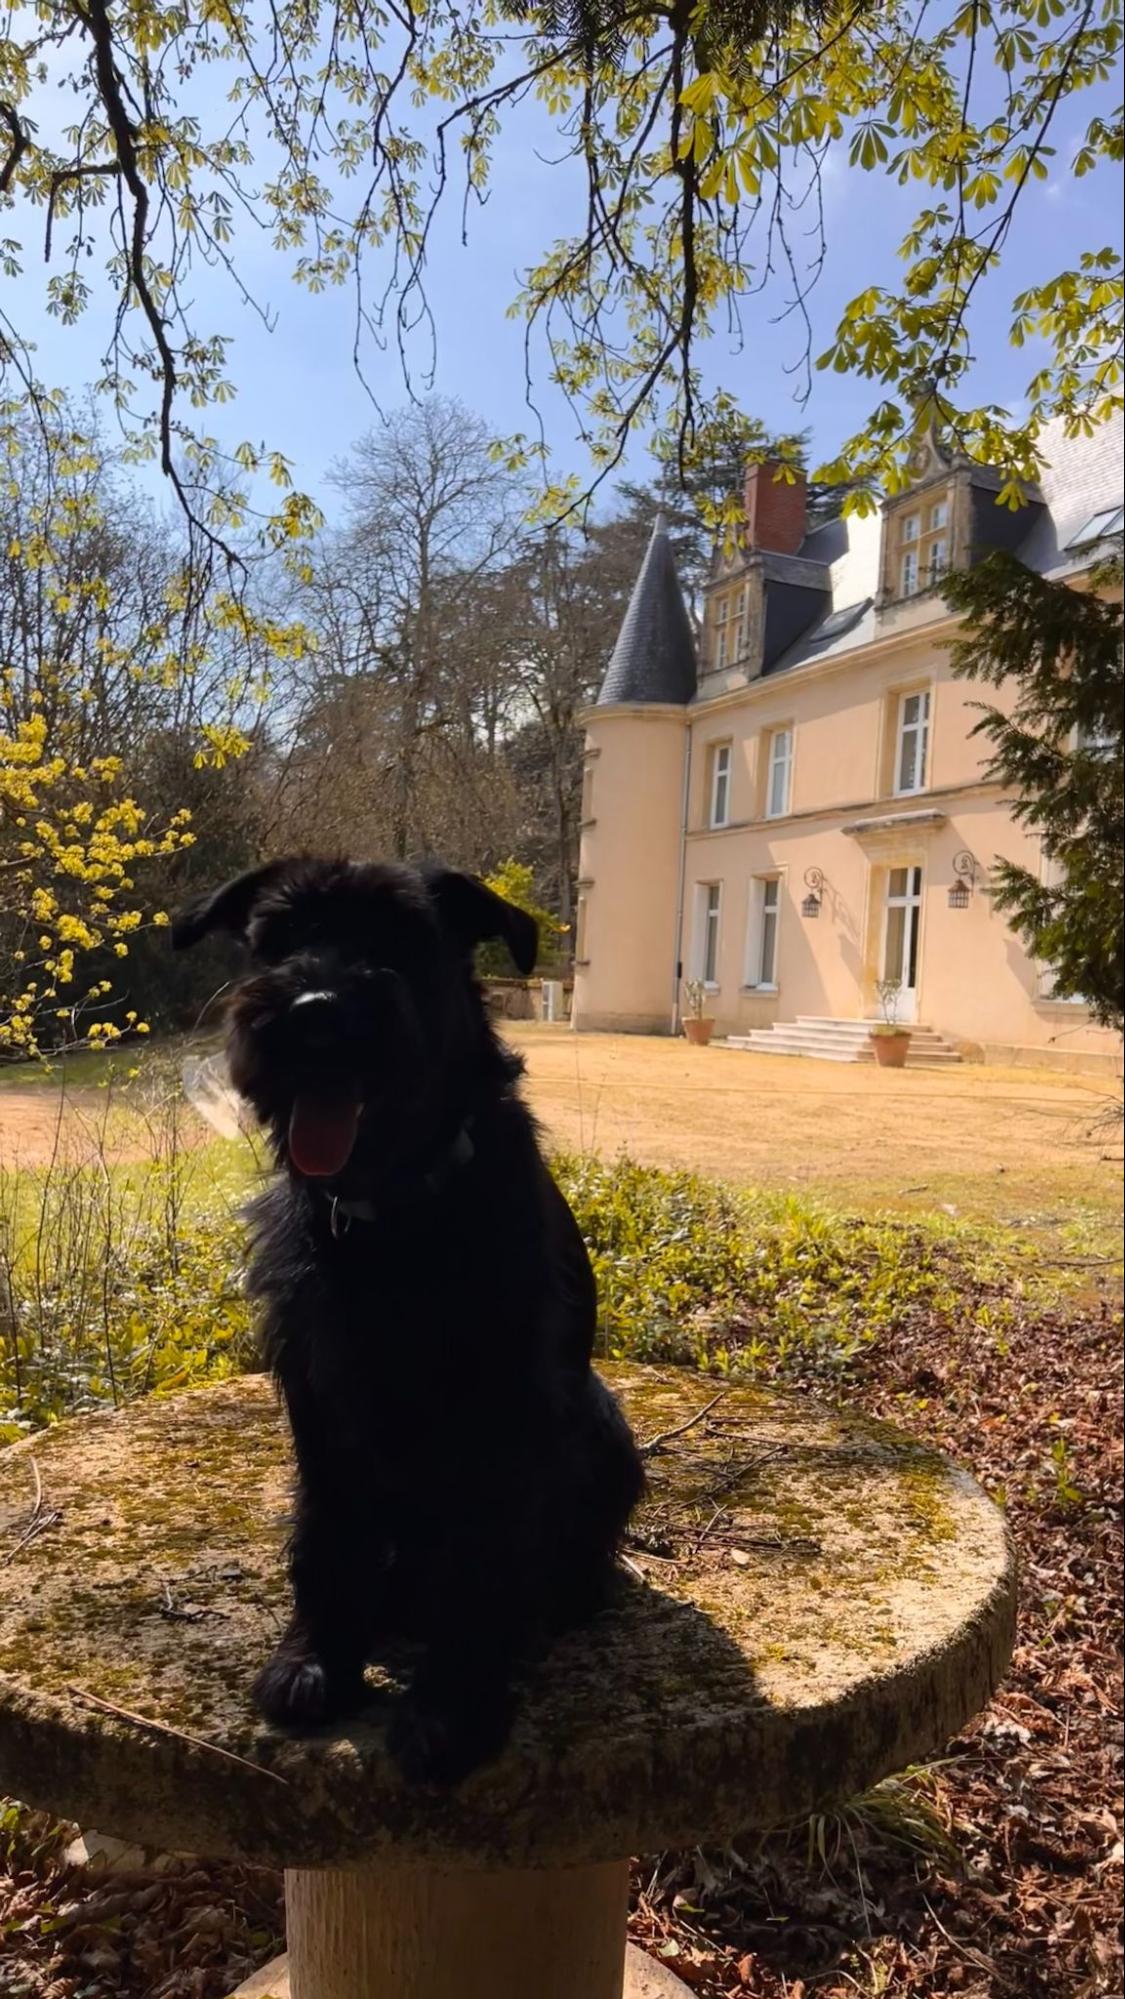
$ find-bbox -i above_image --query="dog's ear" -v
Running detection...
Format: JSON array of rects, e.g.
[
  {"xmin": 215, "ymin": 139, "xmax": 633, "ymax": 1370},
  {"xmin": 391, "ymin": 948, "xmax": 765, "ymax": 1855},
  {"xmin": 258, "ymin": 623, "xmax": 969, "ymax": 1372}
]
[
  {"xmin": 170, "ymin": 860, "xmax": 294, "ymax": 951},
  {"xmin": 425, "ymin": 869, "xmax": 538, "ymax": 977}
]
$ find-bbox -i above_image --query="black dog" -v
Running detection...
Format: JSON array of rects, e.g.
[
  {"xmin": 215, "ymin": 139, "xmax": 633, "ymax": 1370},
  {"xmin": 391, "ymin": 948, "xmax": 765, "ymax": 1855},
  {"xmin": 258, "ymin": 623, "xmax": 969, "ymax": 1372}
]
[{"xmin": 172, "ymin": 857, "xmax": 643, "ymax": 1783}]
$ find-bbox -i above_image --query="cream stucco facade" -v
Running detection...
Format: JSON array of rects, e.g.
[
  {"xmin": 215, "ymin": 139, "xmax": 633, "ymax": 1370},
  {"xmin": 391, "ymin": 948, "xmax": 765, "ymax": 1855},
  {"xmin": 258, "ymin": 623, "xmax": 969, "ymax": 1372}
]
[{"xmin": 572, "ymin": 421, "xmax": 1123, "ymax": 1073}]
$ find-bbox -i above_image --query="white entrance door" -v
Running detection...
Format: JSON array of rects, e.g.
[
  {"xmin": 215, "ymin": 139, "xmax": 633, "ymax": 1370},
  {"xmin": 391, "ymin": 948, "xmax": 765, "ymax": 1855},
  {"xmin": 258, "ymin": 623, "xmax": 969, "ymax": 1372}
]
[{"xmin": 882, "ymin": 865, "xmax": 923, "ymax": 1023}]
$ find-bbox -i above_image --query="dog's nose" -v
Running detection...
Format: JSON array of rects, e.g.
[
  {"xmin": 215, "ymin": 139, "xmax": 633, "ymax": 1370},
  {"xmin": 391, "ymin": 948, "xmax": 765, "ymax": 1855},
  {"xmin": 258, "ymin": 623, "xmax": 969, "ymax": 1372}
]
[{"xmin": 289, "ymin": 990, "xmax": 340, "ymax": 1048}]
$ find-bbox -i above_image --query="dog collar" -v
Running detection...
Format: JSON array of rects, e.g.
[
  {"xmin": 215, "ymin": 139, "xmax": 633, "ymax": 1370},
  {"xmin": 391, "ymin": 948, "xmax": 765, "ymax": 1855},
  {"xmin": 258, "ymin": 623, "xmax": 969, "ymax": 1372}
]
[{"xmin": 323, "ymin": 1124, "xmax": 475, "ymax": 1237}]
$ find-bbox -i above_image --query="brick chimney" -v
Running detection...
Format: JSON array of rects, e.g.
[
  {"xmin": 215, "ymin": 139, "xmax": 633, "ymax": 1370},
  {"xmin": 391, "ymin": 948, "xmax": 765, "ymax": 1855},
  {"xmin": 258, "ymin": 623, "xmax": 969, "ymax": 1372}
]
[{"xmin": 744, "ymin": 460, "xmax": 808, "ymax": 555}]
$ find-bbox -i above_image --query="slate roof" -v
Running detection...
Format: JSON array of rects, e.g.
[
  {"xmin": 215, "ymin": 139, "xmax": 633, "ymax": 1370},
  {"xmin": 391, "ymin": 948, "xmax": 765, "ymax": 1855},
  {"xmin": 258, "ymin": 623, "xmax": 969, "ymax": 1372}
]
[
  {"xmin": 1015, "ymin": 412, "xmax": 1124, "ymax": 578},
  {"xmin": 597, "ymin": 415, "xmax": 1122, "ymax": 704},
  {"xmin": 597, "ymin": 512, "xmax": 698, "ymax": 706},
  {"xmin": 772, "ymin": 410, "xmax": 1124, "ymax": 678}
]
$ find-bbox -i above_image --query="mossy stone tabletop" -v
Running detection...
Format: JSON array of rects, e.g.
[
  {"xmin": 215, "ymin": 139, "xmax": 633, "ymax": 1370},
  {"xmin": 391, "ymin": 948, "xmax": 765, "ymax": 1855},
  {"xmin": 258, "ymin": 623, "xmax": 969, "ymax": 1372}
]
[{"xmin": 0, "ymin": 1365, "xmax": 1015, "ymax": 1874}]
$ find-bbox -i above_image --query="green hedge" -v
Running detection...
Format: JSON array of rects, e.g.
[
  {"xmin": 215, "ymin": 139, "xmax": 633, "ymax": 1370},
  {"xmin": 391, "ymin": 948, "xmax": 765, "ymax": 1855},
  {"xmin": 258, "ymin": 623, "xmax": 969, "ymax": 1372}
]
[{"xmin": 3, "ymin": 1146, "xmax": 1028, "ymax": 1435}]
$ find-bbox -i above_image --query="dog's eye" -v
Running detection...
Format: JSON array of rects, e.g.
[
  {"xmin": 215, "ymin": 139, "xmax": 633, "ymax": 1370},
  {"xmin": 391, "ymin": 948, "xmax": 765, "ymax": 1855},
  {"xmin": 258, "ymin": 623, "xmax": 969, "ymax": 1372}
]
[{"xmin": 253, "ymin": 917, "xmax": 301, "ymax": 963}]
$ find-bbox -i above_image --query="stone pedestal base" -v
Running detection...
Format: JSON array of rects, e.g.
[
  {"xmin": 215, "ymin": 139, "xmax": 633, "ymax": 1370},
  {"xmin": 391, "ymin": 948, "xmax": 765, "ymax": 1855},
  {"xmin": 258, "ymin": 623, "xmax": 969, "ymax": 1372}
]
[
  {"xmin": 4, "ymin": 1367, "xmax": 1015, "ymax": 1999},
  {"xmin": 232, "ymin": 1859, "xmax": 692, "ymax": 1998}
]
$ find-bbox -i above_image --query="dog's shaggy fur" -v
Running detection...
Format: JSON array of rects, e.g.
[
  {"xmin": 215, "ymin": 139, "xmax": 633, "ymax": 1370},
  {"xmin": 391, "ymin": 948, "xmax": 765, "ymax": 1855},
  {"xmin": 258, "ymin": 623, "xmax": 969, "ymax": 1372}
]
[{"xmin": 173, "ymin": 857, "xmax": 644, "ymax": 1783}]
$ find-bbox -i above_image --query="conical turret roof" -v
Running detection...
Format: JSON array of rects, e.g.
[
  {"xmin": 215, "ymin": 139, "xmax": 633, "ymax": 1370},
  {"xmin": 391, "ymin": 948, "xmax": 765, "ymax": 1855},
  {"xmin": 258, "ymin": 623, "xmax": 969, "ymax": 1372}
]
[{"xmin": 597, "ymin": 513, "xmax": 697, "ymax": 705}]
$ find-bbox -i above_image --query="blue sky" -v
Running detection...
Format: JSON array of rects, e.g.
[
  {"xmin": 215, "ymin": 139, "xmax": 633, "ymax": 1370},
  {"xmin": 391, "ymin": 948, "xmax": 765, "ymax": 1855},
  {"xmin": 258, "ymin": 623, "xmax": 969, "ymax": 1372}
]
[{"xmin": 17, "ymin": 69, "xmax": 1121, "ymax": 527}]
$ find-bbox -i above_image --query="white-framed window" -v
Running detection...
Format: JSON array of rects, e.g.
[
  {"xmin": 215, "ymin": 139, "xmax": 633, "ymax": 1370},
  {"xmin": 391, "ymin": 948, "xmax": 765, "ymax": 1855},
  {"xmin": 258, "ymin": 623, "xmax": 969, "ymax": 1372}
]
[
  {"xmin": 765, "ymin": 727, "xmax": 793, "ymax": 818},
  {"xmin": 728, "ymin": 588, "xmax": 746, "ymax": 664},
  {"xmin": 712, "ymin": 587, "xmax": 746, "ymax": 671},
  {"xmin": 1036, "ymin": 964, "xmax": 1088, "ymax": 1005},
  {"xmin": 694, "ymin": 882, "xmax": 722, "ymax": 985},
  {"xmin": 894, "ymin": 689, "xmax": 931, "ymax": 795},
  {"xmin": 890, "ymin": 488, "xmax": 950, "ymax": 598},
  {"xmin": 1076, "ymin": 717, "xmax": 1117, "ymax": 759},
  {"xmin": 1036, "ymin": 850, "xmax": 1089, "ymax": 1004},
  {"xmin": 746, "ymin": 876, "xmax": 781, "ymax": 989},
  {"xmin": 708, "ymin": 742, "xmax": 732, "ymax": 828},
  {"xmin": 713, "ymin": 595, "xmax": 730, "ymax": 670}
]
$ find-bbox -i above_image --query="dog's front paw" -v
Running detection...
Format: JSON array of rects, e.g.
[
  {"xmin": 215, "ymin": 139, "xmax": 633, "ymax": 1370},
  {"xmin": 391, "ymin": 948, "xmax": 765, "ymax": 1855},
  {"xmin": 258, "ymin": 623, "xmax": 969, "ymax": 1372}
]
[
  {"xmin": 388, "ymin": 1682, "xmax": 513, "ymax": 1786},
  {"xmin": 253, "ymin": 1643, "xmax": 359, "ymax": 1729}
]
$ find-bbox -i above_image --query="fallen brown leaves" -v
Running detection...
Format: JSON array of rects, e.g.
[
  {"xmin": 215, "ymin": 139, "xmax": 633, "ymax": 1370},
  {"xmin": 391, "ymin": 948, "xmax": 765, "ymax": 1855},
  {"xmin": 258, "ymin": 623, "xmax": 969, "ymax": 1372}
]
[
  {"xmin": 1, "ymin": 1291, "xmax": 1120, "ymax": 1998},
  {"xmin": 630, "ymin": 1293, "xmax": 1124, "ymax": 1998},
  {"xmin": 0, "ymin": 1833, "xmax": 283, "ymax": 1997}
]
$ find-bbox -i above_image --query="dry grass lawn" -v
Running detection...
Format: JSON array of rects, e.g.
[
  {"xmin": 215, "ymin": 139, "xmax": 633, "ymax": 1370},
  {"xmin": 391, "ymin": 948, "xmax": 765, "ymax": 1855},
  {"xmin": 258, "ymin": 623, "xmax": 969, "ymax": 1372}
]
[
  {"xmin": 507, "ymin": 1025, "xmax": 1122, "ymax": 1226},
  {"xmin": 1, "ymin": 1027, "xmax": 1119, "ymax": 1234}
]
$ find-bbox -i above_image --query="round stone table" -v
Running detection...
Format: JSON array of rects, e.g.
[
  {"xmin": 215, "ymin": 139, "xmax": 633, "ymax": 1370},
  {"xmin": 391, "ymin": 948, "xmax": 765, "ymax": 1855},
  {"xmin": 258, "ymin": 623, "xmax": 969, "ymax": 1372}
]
[{"xmin": 0, "ymin": 1366, "xmax": 1015, "ymax": 1999}]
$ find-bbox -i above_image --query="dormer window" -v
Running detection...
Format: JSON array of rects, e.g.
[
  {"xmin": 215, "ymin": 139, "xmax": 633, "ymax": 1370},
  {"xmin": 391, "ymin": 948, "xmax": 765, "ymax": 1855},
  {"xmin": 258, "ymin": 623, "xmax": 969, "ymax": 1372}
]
[
  {"xmin": 887, "ymin": 485, "xmax": 952, "ymax": 599},
  {"xmin": 899, "ymin": 513, "xmax": 921, "ymax": 596},
  {"xmin": 711, "ymin": 586, "xmax": 747, "ymax": 670}
]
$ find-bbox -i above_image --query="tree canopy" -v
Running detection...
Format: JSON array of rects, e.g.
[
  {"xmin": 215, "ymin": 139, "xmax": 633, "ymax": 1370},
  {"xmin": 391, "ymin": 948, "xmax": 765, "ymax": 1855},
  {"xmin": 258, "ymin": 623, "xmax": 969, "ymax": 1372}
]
[
  {"xmin": 0, "ymin": 396, "xmax": 662, "ymax": 1050},
  {"xmin": 0, "ymin": 409, "xmax": 279, "ymax": 1055},
  {"xmin": 1, "ymin": 0, "xmax": 1121, "ymax": 1051},
  {"xmin": 1, "ymin": 0, "xmax": 1121, "ymax": 546}
]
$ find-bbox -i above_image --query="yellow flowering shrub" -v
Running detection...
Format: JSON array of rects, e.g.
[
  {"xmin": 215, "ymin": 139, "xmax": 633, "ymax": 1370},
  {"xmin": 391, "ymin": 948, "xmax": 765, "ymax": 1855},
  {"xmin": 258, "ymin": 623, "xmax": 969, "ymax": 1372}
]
[
  {"xmin": 0, "ymin": 411, "xmax": 310, "ymax": 1057},
  {"xmin": 1, "ymin": 690, "xmax": 194, "ymax": 1056}
]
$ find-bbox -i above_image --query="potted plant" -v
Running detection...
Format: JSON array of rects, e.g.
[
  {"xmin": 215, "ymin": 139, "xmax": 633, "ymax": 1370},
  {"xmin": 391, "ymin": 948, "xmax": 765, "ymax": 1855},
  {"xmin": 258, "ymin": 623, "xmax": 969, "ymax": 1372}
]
[
  {"xmin": 869, "ymin": 977, "xmax": 912, "ymax": 1068},
  {"xmin": 681, "ymin": 978, "xmax": 716, "ymax": 1046}
]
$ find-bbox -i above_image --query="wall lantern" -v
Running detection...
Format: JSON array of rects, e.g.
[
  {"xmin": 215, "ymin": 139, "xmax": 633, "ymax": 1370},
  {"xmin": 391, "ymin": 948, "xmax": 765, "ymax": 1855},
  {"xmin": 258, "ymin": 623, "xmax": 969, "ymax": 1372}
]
[
  {"xmin": 801, "ymin": 867, "xmax": 825, "ymax": 919},
  {"xmin": 948, "ymin": 850, "xmax": 980, "ymax": 909}
]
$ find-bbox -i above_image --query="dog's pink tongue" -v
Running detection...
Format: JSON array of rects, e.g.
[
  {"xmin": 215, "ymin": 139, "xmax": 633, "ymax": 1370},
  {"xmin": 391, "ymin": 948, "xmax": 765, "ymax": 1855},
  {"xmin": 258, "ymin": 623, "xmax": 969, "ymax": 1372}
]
[{"xmin": 288, "ymin": 1093, "xmax": 361, "ymax": 1178}]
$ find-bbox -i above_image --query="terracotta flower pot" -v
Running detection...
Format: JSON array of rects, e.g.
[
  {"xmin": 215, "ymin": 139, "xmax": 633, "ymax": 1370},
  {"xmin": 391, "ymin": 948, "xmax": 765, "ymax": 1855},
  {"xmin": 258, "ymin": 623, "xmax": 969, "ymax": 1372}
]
[
  {"xmin": 870, "ymin": 1030, "xmax": 911, "ymax": 1069},
  {"xmin": 683, "ymin": 1017, "xmax": 716, "ymax": 1046}
]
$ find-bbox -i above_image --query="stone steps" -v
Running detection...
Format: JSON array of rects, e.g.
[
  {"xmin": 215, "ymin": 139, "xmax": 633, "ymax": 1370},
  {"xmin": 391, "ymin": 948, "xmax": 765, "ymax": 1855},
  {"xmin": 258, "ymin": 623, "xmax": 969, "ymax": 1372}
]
[
  {"xmin": 724, "ymin": 1017, "xmax": 961, "ymax": 1067},
  {"xmin": 795, "ymin": 1018, "xmax": 960, "ymax": 1063}
]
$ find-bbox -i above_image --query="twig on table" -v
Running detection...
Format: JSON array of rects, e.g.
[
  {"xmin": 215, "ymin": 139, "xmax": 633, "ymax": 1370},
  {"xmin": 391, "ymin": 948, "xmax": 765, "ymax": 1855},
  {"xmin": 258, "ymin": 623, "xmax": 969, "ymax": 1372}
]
[
  {"xmin": 640, "ymin": 1390, "xmax": 729, "ymax": 1456},
  {"xmin": 157, "ymin": 1579, "xmax": 220, "ymax": 1623},
  {"xmin": 706, "ymin": 1445, "xmax": 786, "ymax": 1503},
  {"xmin": 737, "ymin": 1532, "xmax": 822, "ymax": 1555},
  {"xmin": 66, "ymin": 1685, "xmax": 290, "ymax": 1786},
  {"xmin": 2, "ymin": 1458, "xmax": 62, "ymax": 1568},
  {"xmin": 691, "ymin": 1501, "xmax": 727, "ymax": 1555},
  {"xmin": 690, "ymin": 1489, "xmax": 818, "ymax": 1562},
  {"xmin": 624, "ymin": 1524, "xmax": 676, "ymax": 1559}
]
